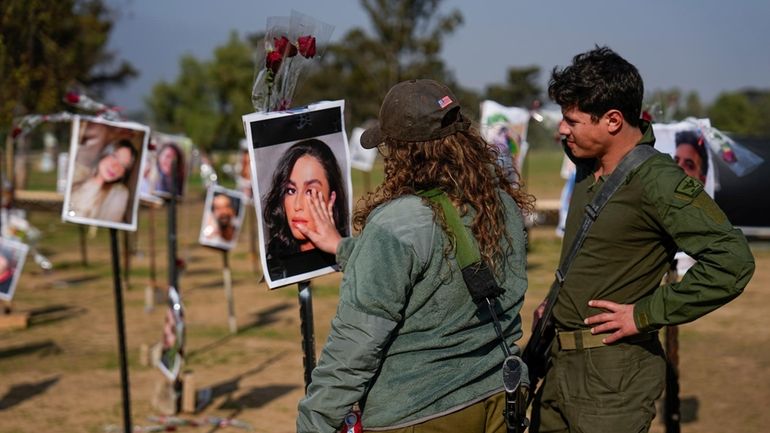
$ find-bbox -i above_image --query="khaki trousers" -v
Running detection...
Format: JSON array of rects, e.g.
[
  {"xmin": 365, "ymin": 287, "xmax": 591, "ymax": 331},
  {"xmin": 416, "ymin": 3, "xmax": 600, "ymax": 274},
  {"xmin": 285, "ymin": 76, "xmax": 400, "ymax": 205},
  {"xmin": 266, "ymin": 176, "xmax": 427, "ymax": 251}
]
[
  {"xmin": 366, "ymin": 391, "xmax": 506, "ymax": 433},
  {"xmin": 530, "ymin": 337, "xmax": 666, "ymax": 433}
]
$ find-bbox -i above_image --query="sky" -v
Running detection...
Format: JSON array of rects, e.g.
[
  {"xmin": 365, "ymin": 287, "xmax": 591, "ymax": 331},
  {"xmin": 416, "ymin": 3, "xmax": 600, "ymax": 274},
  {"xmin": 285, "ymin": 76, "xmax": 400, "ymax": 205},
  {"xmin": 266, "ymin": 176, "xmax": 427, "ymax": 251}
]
[{"xmin": 104, "ymin": 0, "xmax": 770, "ymax": 115}]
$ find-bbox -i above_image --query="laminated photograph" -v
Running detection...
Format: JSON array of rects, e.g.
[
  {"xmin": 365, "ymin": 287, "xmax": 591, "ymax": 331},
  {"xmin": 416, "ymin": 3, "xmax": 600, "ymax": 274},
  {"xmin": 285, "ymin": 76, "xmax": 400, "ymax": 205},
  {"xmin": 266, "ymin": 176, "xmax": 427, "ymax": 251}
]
[
  {"xmin": 242, "ymin": 100, "xmax": 352, "ymax": 289},
  {"xmin": 139, "ymin": 132, "xmax": 194, "ymax": 201},
  {"xmin": 155, "ymin": 286, "xmax": 184, "ymax": 382},
  {"xmin": 198, "ymin": 185, "xmax": 246, "ymax": 251},
  {"xmin": 480, "ymin": 100, "xmax": 531, "ymax": 183},
  {"xmin": 62, "ymin": 116, "xmax": 150, "ymax": 231},
  {"xmin": 0, "ymin": 237, "xmax": 30, "ymax": 302}
]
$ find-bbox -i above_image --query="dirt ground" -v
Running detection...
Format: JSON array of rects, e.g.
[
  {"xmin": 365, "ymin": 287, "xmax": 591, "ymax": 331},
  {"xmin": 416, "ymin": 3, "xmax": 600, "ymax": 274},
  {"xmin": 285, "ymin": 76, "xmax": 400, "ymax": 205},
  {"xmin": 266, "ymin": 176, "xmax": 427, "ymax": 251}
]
[{"xmin": 1, "ymin": 195, "xmax": 769, "ymax": 433}]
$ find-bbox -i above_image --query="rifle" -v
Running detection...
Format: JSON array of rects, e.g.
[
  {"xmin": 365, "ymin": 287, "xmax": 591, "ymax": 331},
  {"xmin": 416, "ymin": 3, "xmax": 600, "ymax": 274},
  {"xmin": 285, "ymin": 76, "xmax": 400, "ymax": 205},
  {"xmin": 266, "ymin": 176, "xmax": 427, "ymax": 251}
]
[{"xmin": 521, "ymin": 144, "xmax": 658, "ymax": 402}]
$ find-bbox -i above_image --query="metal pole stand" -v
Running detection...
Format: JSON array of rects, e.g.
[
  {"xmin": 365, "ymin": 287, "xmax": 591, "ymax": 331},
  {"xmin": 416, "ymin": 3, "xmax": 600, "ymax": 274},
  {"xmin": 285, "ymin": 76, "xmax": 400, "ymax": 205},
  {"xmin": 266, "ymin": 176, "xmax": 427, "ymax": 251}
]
[
  {"xmin": 145, "ymin": 206, "xmax": 158, "ymax": 312},
  {"xmin": 664, "ymin": 263, "xmax": 681, "ymax": 433},
  {"xmin": 298, "ymin": 280, "xmax": 316, "ymax": 391},
  {"xmin": 222, "ymin": 251, "xmax": 237, "ymax": 333},
  {"xmin": 109, "ymin": 228, "xmax": 132, "ymax": 433}
]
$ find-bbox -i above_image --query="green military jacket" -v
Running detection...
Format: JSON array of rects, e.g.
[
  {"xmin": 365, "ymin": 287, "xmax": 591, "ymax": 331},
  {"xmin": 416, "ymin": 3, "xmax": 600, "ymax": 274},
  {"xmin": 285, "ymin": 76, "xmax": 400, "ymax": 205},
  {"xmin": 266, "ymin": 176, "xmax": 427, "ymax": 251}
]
[
  {"xmin": 297, "ymin": 191, "xmax": 528, "ymax": 433},
  {"xmin": 555, "ymin": 123, "xmax": 755, "ymax": 333}
]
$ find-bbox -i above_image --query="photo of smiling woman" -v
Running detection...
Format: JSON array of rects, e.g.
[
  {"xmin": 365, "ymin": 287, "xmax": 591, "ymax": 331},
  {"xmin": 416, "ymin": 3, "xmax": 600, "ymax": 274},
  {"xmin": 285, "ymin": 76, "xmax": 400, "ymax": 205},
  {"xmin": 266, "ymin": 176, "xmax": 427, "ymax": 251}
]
[
  {"xmin": 63, "ymin": 117, "xmax": 149, "ymax": 230},
  {"xmin": 68, "ymin": 140, "xmax": 137, "ymax": 221},
  {"xmin": 262, "ymin": 139, "xmax": 349, "ymax": 282}
]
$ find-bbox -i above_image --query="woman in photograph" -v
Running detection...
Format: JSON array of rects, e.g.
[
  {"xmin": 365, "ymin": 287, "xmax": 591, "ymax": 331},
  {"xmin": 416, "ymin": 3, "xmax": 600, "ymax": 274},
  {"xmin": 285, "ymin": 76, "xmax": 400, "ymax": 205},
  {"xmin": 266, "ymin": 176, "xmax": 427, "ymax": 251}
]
[
  {"xmin": 155, "ymin": 142, "xmax": 186, "ymax": 196},
  {"xmin": 262, "ymin": 138, "xmax": 349, "ymax": 280},
  {"xmin": 69, "ymin": 139, "xmax": 138, "ymax": 223}
]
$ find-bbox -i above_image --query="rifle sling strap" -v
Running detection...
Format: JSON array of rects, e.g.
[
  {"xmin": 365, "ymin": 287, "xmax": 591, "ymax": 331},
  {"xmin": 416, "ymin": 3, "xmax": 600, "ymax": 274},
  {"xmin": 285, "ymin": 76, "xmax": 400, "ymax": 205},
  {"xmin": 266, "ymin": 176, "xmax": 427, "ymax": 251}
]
[
  {"xmin": 418, "ymin": 188, "xmax": 509, "ymax": 355},
  {"xmin": 555, "ymin": 144, "xmax": 658, "ymax": 288}
]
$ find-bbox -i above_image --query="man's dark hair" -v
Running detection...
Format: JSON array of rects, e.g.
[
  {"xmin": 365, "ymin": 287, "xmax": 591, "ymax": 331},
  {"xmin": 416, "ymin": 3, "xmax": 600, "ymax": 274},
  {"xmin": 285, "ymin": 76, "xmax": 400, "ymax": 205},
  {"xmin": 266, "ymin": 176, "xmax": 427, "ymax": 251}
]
[
  {"xmin": 548, "ymin": 46, "xmax": 644, "ymax": 127},
  {"xmin": 675, "ymin": 130, "xmax": 709, "ymax": 177}
]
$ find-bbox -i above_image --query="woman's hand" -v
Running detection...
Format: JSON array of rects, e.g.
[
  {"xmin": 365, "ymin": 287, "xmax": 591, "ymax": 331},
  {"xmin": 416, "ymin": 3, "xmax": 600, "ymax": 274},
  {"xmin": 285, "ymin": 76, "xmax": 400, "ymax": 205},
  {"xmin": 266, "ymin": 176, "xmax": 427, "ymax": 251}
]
[{"xmin": 296, "ymin": 190, "xmax": 342, "ymax": 254}]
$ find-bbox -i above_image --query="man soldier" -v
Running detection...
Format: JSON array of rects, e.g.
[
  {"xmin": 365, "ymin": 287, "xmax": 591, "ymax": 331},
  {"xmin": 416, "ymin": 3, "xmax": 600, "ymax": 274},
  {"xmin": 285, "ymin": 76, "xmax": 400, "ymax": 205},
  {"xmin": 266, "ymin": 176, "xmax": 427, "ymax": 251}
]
[{"xmin": 530, "ymin": 46, "xmax": 755, "ymax": 432}]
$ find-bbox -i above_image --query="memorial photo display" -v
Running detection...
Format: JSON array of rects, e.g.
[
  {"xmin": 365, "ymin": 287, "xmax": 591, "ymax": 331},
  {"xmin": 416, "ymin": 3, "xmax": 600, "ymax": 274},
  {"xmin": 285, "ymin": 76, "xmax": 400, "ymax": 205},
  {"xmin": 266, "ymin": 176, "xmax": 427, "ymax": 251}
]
[{"xmin": 242, "ymin": 100, "xmax": 352, "ymax": 289}]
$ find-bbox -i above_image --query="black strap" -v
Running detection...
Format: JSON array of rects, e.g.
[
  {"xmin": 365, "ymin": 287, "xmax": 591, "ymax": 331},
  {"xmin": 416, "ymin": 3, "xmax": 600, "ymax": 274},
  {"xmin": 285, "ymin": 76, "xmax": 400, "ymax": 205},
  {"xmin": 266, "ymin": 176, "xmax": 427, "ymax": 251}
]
[
  {"xmin": 525, "ymin": 144, "xmax": 658, "ymax": 379},
  {"xmin": 557, "ymin": 144, "xmax": 657, "ymax": 284}
]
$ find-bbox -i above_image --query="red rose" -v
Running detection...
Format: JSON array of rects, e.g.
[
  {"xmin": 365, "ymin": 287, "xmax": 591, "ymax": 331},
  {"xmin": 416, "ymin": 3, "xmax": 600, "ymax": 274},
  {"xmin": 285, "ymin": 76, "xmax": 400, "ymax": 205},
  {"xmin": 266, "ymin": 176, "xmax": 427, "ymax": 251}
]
[
  {"xmin": 266, "ymin": 50, "xmax": 283, "ymax": 73},
  {"xmin": 297, "ymin": 35, "xmax": 316, "ymax": 58},
  {"xmin": 65, "ymin": 92, "xmax": 80, "ymax": 104},
  {"xmin": 273, "ymin": 36, "xmax": 297, "ymax": 57},
  {"xmin": 11, "ymin": 127, "xmax": 22, "ymax": 138}
]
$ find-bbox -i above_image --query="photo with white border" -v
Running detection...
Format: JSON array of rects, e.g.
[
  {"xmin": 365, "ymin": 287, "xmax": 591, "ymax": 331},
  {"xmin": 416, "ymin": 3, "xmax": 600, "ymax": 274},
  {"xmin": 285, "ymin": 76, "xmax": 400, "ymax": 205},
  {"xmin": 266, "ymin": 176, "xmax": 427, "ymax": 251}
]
[
  {"xmin": 198, "ymin": 184, "xmax": 246, "ymax": 251},
  {"xmin": 242, "ymin": 100, "xmax": 352, "ymax": 289},
  {"xmin": 62, "ymin": 115, "xmax": 149, "ymax": 231}
]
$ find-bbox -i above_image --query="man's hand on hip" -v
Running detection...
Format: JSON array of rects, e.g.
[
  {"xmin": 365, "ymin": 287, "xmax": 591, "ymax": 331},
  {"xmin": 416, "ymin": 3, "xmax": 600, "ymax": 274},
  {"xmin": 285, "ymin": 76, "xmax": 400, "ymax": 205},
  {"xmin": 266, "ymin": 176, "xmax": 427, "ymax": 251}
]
[{"xmin": 584, "ymin": 300, "xmax": 639, "ymax": 344}]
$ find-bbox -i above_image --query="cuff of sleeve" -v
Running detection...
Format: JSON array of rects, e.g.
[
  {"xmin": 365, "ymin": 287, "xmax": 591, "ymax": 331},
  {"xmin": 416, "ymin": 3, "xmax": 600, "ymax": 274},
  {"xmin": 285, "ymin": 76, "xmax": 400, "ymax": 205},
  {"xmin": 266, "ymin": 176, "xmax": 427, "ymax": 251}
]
[
  {"xmin": 336, "ymin": 237, "xmax": 355, "ymax": 271},
  {"xmin": 633, "ymin": 298, "xmax": 659, "ymax": 333}
]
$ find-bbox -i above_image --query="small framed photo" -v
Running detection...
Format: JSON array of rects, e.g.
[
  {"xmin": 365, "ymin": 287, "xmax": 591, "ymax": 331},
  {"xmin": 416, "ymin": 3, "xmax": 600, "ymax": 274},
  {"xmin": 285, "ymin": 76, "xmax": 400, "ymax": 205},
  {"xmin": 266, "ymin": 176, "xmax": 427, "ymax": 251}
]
[
  {"xmin": 139, "ymin": 132, "xmax": 194, "ymax": 201},
  {"xmin": 156, "ymin": 286, "xmax": 184, "ymax": 382},
  {"xmin": 0, "ymin": 237, "xmax": 30, "ymax": 302},
  {"xmin": 62, "ymin": 116, "xmax": 149, "ymax": 231},
  {"xmin": 242, "ymin": 100, "xmax": 352, "ymax": 289},
  {"xmin": 198, "ymin": 185, "xmax": 246, "ymax": 251}
]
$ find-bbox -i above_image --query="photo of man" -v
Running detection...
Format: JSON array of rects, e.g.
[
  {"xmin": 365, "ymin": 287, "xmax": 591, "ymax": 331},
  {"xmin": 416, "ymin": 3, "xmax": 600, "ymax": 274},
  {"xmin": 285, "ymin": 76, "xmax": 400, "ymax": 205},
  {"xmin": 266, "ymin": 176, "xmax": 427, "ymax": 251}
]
[
  {"xmin": 198, "ymin": 185, "xmax": 245, "ymax": 251},
  {"xmin": 674, "ymin": 130, "xmax": 709, "ymax": 183},
  {"xmin": 652, "ymin": 120, "xmax": 715, "ymax": 196}
]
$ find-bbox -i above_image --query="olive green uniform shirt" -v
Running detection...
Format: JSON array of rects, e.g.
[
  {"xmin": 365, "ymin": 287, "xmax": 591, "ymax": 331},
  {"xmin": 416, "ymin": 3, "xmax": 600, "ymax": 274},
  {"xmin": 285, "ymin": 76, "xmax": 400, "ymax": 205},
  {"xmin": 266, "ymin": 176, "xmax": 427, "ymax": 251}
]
[{"xmin": 555, "ymin": 124, "xmax": 755, "ymax": 333}]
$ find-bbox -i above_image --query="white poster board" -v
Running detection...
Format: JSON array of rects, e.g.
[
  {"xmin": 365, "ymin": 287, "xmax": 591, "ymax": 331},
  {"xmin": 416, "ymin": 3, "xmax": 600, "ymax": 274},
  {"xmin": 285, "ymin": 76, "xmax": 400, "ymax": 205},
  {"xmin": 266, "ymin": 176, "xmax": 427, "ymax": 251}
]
[
  {"xmin": 242, "ymin": 100, "xmax": 352, "ymax": 289},
  {"xmin": 480, "ymin": 100, "xmax": 531, "ymax": 181}
]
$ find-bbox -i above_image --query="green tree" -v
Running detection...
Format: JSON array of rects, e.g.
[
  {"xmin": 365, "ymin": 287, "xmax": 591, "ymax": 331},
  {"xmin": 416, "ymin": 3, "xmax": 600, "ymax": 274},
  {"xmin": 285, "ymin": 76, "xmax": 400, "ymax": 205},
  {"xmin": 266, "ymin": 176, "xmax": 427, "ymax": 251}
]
[
  {"xmin": 295, "ymin": 0, "xmax": 464, "ymax": 129},
  {"xmin": 0, "ymin": 0, "xmax": 136, "ymax": 132},
  {"xmin": 644, "ymin": 88, "xmax": 705, "ymax": 122},
  {"xmin": 682, "ymin": 91, "xmax": 704, "ymax": 119},
  {"xmin": 483, "ymin": 66, "xmax": 542, "ymax": 107},
  {"xmin": 708, "ymin": 89, "xmax": 770, "ymax": 137},
  {"xmin": 146, "ymin": 32, "xmax": 256, "ymax": 150}
]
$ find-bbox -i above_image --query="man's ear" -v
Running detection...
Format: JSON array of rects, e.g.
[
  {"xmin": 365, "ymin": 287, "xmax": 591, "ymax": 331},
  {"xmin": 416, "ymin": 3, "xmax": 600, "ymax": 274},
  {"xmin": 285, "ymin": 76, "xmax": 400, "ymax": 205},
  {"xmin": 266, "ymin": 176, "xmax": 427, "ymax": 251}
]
[{"xmin": 605, "ymin": 110, "xmax": 624, "ymax": 134}]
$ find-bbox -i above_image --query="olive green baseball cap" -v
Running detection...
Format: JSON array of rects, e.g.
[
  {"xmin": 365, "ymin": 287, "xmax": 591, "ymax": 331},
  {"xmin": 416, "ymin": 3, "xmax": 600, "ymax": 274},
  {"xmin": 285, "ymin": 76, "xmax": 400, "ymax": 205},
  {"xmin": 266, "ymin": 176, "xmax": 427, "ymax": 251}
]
[{"xmin": 360, "ymin": 79, "xmax": 471, "ymax": 149}]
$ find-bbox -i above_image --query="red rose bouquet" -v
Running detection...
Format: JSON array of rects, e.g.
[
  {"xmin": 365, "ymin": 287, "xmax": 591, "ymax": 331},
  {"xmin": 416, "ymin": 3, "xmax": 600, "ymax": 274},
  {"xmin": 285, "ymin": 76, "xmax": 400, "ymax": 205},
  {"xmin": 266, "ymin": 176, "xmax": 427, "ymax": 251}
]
[{"xmin": 251, "ymin": 11, "xmax": 333, "ymax": 112}]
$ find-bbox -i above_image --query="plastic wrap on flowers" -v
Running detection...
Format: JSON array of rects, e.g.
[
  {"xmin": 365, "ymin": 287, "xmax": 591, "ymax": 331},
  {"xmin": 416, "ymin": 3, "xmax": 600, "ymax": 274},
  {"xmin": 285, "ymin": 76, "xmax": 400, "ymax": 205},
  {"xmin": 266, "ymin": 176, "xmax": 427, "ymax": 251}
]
[
  {"xmin": 251, "ymin": 16, "xmax": 290, "ymax": 112},
  {"xmin": 251, "ymin": 11, "xmax": 334, "ymax": 112},
  {"xmin": 11, "ymin": 113, "xmax": 75, "ymax": 141},
  {"xmin": 687, "ymin": 118, "xmax": 764, "ymax": 177},
  {"xmin": 703, "ymin": 126, "xmax": 763, "ymax": 177}
]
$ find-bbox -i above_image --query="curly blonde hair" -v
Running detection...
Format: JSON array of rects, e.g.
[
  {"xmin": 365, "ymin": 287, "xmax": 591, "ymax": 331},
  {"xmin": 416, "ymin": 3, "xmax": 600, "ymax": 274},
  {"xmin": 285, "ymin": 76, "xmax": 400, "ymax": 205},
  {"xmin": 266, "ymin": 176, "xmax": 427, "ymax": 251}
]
[{"xmin": 353, "ymin": 126, "xmax": 534, "ymax": 270}]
